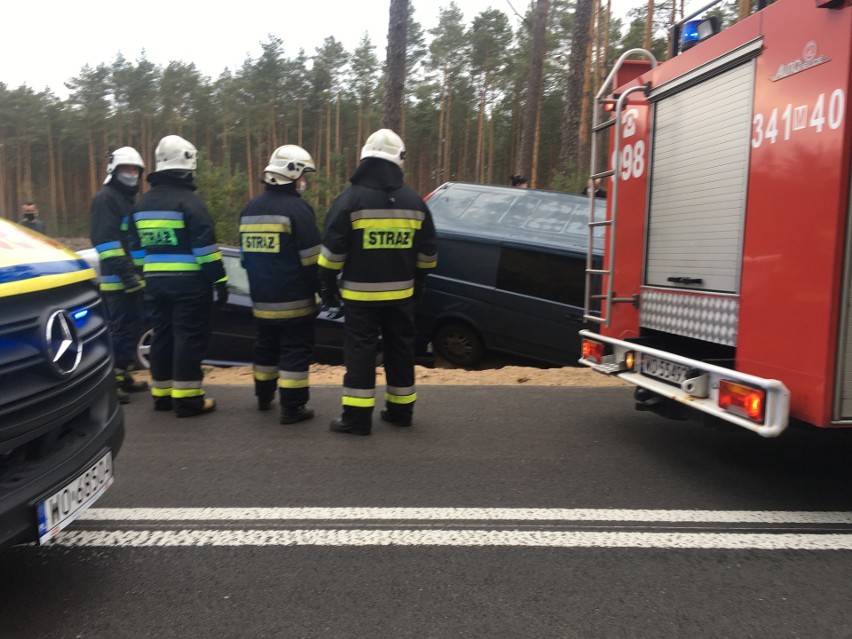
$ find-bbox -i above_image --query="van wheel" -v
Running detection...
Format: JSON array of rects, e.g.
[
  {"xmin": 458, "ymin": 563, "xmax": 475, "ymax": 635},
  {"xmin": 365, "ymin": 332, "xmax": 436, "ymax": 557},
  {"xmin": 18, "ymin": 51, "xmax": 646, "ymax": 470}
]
[
  {"xmin": 434, "ymin": 322, "xmax": 483, "ymax": 368},
  {"xmin": 135, "ymin": 328, "xmax": 153, "ymax": 370}
]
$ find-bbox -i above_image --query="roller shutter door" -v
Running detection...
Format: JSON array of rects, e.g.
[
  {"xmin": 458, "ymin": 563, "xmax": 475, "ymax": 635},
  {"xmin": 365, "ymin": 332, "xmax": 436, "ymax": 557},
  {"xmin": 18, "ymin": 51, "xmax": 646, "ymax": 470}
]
[{"xmin": 645, "ymin": 61, "xmax": 755, "ymax": 293}]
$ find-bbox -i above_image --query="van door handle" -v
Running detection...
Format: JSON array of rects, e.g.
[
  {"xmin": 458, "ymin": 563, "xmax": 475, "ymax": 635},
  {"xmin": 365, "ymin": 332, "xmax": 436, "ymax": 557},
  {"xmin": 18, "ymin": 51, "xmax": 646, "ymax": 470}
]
[{"xmin": 667, "ymin": 276, "xmax": 703, "ymax": 285}]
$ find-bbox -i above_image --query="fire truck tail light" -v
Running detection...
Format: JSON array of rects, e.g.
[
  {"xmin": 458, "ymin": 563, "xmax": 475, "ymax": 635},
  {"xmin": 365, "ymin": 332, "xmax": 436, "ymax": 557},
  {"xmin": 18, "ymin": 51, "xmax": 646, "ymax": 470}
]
[
  {"xmin": 623, "ymin": 351, "xmax": 635, "ymax": 371},
  {"xmin": 718, "ymin": 380, "xmax": 765, "ymax": 423},
  {"xmin": 582, "ymin": 339, "xmax": 605, "ymax": 363}
]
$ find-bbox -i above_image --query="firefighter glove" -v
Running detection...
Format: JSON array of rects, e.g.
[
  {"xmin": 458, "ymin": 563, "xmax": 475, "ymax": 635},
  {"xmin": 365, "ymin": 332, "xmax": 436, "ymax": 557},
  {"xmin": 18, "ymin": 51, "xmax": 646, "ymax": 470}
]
[{"xmin": 318, "ymin": 269, "xmax": 343, "ymax": 313}]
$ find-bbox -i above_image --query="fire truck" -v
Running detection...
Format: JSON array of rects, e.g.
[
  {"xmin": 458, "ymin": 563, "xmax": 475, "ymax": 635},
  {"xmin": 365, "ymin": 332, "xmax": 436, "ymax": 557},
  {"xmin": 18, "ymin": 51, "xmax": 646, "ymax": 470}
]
[{"xmin": 578, "ymin": 0, "xmax": 851, "ymax": 436}]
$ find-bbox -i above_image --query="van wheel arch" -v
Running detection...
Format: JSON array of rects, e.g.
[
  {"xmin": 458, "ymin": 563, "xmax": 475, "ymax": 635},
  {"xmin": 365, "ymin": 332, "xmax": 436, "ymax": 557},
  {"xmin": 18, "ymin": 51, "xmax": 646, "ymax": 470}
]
[{"xmin": 433, "ymin": 320, "xmax": 484, "ymax": 368}]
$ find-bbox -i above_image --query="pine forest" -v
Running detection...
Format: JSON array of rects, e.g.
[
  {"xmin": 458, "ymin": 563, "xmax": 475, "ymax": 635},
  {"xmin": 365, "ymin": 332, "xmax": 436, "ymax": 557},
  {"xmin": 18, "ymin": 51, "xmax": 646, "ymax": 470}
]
[{"xmin": 0, "ymin": 0, "xmax": 751, "ymax": 244}]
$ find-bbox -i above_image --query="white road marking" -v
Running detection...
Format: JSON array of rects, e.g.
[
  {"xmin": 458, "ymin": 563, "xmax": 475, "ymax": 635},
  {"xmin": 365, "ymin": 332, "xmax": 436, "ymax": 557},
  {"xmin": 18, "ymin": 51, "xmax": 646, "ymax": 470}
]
[
  {"xmin": 81, "ymin": 507, "xmax": 852, "ymax": 525},
  {"xmin": 53, "ymin": 529, "xmax": 852, "ymax": 550}
]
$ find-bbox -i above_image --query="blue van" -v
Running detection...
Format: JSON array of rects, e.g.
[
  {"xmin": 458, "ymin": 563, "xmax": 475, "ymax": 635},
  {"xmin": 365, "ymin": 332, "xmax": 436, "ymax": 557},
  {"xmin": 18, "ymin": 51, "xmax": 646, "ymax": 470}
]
[{"xmin": 419, "ymin": 182, "xmax": 602, "ymax": 367}]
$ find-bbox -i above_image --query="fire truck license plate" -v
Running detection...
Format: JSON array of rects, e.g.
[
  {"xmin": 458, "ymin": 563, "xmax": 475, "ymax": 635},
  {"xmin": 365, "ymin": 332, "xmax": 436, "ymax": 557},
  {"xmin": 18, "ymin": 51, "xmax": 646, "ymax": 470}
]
[
  {"xmin": 640, "ymin": 354, "xmax": 689, "ymax": 385},
  {"xmin": 36, "ymin": 450, "xmax": 113, "ymax": 544}
]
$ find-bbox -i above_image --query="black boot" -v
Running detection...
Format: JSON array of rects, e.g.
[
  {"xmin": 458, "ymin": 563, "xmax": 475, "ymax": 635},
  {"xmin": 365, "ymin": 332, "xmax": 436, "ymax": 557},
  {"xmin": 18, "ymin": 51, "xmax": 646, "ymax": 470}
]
[
  {"xmin": 329, "ymin": 417, "xmax": 371, "ymax": 436},
  {"xmin": 281, "ymin": 405, "xmax": 314, "ymax": 424},
  {"xmin": 380, "ymin": 409, "xmax": 412, "ymax": 427},
  {"xmin": 154, "ymin": 397, "xmax": 173, "ymax": 411},
  {"xmin": 257, "ymin": 395, "xmax": 274, "ymax": 411},
  {"xmin": 117, "ymin": 370, "xmax": 149, "ymax": 393},
  {"xmin": 117, "ymin": 388, "xmax": 130, "ymax": 405},
  {"xmin": 175, "ymin": 397, "xmax": 217, "ymax": 418}
]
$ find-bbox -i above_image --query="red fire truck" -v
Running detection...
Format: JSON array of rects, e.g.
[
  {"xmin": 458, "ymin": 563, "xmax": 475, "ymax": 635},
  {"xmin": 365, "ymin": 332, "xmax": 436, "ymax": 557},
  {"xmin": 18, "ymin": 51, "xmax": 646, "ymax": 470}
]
[{"xmin": 579, "ymin": 0, "xmax": 851, "ymax": 436}]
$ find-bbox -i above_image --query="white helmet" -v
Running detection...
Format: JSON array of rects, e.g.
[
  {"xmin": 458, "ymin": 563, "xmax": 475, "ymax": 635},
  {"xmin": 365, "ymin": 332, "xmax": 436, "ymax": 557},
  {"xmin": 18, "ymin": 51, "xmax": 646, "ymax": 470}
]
[
  {"xmin": 154, "ymin": 135, "xmax": 197, "ymax": 172},
  {"xmin": 360, "ymin": 129, "xmax": 406, "ymax": 168},
  {"xmin": 263, "ymin": 145, "xmax": 316, "ymax": 185},
  {"xmin": 104, "ymin": 146, "xmax": 144, "ymax": 185}
]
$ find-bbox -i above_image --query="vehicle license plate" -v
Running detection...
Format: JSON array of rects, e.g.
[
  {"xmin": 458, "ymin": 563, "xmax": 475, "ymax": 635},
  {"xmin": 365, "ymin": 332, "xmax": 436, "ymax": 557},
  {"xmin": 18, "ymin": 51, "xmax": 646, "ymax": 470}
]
[
  {"xmin": 36, "ymin": 450, "xmax": 113, "ymax": 544},
  {"xmin": 640, "ymin": 354, "xmax": 689, "ymax": 385}
]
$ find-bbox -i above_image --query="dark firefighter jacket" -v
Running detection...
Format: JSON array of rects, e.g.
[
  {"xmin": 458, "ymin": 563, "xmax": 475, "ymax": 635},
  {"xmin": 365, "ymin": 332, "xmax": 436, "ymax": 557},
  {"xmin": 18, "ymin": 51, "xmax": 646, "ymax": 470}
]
[
  {"xmin": 130, "ymin": 172, "xmax": 226, "ymax": 287},
  {"xmin": 89, "ymin": 180, "xmax": 142, "ymax": 292},
  {"xmin": 239, "ymin": 182, "xmax": 321, "ymax": 322},
  {"xmin": 318, "ymin": 158, "xmax": 437, "ymax": 305}
]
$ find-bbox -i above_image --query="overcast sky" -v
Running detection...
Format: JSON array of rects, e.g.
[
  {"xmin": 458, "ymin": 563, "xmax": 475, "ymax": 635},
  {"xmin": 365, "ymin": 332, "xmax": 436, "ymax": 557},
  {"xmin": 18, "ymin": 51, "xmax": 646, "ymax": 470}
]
[{"xmin": 3, "ymin": 0, "xmax": 690, "ymax": 99}]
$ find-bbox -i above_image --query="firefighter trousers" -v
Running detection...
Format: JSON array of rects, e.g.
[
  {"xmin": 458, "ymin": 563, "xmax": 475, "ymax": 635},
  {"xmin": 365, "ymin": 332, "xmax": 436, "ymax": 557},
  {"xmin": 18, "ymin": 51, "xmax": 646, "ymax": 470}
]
[
  {"xmin": 253, "ymin": 318, "xmax": 315, "ymax": 409},
  {"xmin": 341, "ymin": 302, "xmax": 416, "ymax": 426},
  {"xmin": 145, "ymin": 277, "xmax": 213, "ymax": 413},
  {"xmin": 103, "ymin": 288, "xmax": 144, "ymax": 373}
]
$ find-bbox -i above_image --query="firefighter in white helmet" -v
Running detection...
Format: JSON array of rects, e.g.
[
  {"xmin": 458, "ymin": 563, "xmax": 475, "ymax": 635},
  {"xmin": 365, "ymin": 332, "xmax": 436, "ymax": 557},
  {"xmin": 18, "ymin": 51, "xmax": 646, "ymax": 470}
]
[
  {"xmin": 89, "ymin": 146, "xmax": 148, "ymax": 403},
  {"xmin": 319, "ymin": 129, "xmax": 438, "ymax": 436},
  {"xmin": 239, "ymin": 145, "xmax": 321, "ymax": 424},
  {"xmin": 128, "ymin": 135, "xmax": 228, "ymax": 417}
]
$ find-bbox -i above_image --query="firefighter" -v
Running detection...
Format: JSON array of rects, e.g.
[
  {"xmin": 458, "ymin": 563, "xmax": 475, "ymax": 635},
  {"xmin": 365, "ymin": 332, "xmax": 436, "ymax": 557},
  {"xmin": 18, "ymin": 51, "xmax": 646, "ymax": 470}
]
[
  {"xmin": 89, "ymin": 146, "xmax": 148, "ymax": 404},
  {"xmin": 130, "ymin": 135, "xmax": 228, "ymax": 418},
  {"xmin": 319, "ymin": 129, "xmax": 438, "ymax": 436},
  {"xmin": 239, "ymin": 145, "xmax": 321, "ymax": 424}
]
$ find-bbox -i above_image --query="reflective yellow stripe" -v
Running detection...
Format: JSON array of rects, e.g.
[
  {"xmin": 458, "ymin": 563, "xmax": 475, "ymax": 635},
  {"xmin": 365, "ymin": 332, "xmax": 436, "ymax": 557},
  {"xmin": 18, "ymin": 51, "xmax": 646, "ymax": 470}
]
[
  {"xmin": 136, "ymin": 220, "xmax": 185, "ymax": 229},
  {"xmin": 253, "ymin": 306, "xmax": 317, "ymax": 320},
  {"xmin": 341, "ymin": 287, "xmax": 413, "ymax": 302},
  {"xmin": 144, "ymin": 263, "xmax": 201, "ymax": 272},
  {"xmin": 99, "ymin": 248, "xmax": 126, "ymax": 259},
  {"xmin": 278, "ymin": 378, "xmax": 310, "ymax": 389},
  {"xmin": 318, "ymin": 254, "xmax": 343, "ymax": 270},
  {"xmin": 417, "ymin": 261, "xmax": 436, "ymax": 269},
  {"xmin": 196, "ymin": 251, "xmax": 222, "ymax": 264},
  {"xmin": 385, "ymin": 391, "xmax": 417, "ymax": 404},
  {"xmin": 352, "ymin": 219, "xmax": 422, "ymax": 230},
  {"xmin": 100, "ymin": 282, "xmax": 125, "ymax": 291},
  {"xmin": 301, "ymin": 255, "xmax": 318, "ymax": 266},
  {"xmin": 253, "ymin": 371, "xmax": 278, "ymax": 381},
  {"xmin": 173, "ymin": 388, "xmax": 205, "ymax": 398},
  {"xmin": 343, "ymin": 396, "xmax": 375, "ymax": 408},
  {"xmin": 0, "ymin": 269, "xmax": 95, "ymax": 299},
  {"xmin": 239, "ymin": 223, "xmax": 289, "ymax": 233},
  {"xmin": 151, "ymin": 386, "xmax": 172, "ymax": 398}
]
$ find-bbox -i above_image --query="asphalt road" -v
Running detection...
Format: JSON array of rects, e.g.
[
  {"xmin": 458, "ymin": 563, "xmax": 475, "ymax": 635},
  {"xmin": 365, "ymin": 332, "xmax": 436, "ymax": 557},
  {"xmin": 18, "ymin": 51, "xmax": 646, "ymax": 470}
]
[{"xmin": 2, "ymin": 385, "xmax": 852, "ymax": 639}]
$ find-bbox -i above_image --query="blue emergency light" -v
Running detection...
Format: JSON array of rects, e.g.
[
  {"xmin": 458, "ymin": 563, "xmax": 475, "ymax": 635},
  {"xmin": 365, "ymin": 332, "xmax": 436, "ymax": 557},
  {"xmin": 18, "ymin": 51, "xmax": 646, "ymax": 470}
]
[
  {"xmin": 680, "ymin": 16, "xmax": 721, "ymax": 52},
  {"xmin": 72, "ymin": 309, "xmax": 89, "ymax": 326}
]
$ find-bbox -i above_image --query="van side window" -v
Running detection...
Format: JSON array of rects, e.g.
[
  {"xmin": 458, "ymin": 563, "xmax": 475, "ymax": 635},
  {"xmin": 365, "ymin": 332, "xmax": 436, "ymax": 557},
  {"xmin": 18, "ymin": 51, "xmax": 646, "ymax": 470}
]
[{"xmin": 496, "ymin": 247, "xmax": 586, "ymax": 307}]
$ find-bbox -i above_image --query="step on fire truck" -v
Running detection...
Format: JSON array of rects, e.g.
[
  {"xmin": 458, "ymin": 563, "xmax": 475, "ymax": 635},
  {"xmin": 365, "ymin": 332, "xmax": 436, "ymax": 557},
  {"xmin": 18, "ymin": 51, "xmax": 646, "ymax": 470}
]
[{"xmin": 579, "ymin": 0, "xmax": 851, "ymax": 436}]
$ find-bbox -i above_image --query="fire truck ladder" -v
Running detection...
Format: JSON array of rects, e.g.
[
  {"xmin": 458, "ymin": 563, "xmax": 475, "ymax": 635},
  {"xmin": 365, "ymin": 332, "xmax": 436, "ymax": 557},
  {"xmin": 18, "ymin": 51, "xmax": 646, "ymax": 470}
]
[{"xmin": 584, "ymin": 48, "xmax": 656, "ymax": 327}]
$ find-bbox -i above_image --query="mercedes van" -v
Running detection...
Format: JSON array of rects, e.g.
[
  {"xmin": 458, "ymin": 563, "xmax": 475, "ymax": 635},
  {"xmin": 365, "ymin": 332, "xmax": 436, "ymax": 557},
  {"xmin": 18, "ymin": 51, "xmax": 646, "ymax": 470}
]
[
  {"xmin": 0, "ymin": 220, "xmax": 124, "ymax": 546},
  {"xmin": 419, "ymin": 182, "xmax": 602, "ymax": 367}
]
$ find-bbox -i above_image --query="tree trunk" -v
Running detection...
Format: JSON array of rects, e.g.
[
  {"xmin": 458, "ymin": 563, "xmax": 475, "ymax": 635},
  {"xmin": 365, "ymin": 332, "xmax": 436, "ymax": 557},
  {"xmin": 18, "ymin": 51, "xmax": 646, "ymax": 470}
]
[
  {"xmin": 475, "ymin": 86, "xmax": 486, "ymax": 182},
  {"xmin": 57, "ymin": 139, "xmax": 67, "ymax": 225},
  {"xmin": 298, "ymin": 98, "xmax": 303, "ymax": 147},
  {"xmin": 644, "ymin": 0, "xmax": 654, "ymax": 50},
  {"xmin": 578, "ymin": 7, "xmax": 597, "ymax": 167},
  {"xmin": 245, "ymin": 120, "xmax": 254, "ymax": 200},
  {"xmin": 531, "ymin": 101, "xmax": 542, "ymax": 188},
  {"xmin": 516, "ymin": 0, "xmax": 550, "ymax": 180},
  {"xmin": 557, "ymin": 0, "xmax": 594, "ymax": 178},
  {"xmin": 444, "ymin": 88, "xmax": 453, "ymax": 181},
  {"xmin": 47, "ymin": 120, "xmax": 57, "ymax": 232},
  {"xmin": 436, "ymin": 69, "xmax": 447, "ymax": 185},
  {"xmin": 87, "ymin": 124, "xmax": 97, "ymax": 204},
  {"xmin": 738, "ymin": 0, "xmax": 750, "ymax": 20},
  {"xmin": 381, "ymin": 0, "xmax": 408, "ymax": 132}
]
